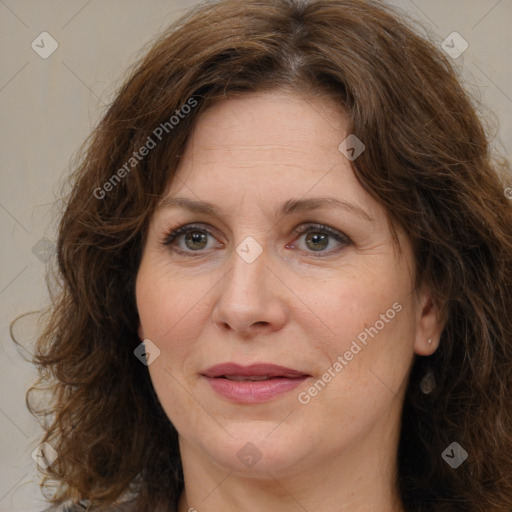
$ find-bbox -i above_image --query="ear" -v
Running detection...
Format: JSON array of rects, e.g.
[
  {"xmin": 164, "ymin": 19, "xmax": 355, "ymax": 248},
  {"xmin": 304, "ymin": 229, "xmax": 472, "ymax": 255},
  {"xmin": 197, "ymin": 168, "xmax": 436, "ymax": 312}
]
[{"xmin": 414, "ymin": 285, "xmax": 445, "ymax": 356}]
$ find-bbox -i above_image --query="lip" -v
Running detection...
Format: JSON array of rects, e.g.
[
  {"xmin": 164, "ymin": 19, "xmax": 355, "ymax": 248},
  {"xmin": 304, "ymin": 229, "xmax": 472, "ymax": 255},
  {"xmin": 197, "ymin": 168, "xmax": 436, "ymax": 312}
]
[{"xmin": 202, "ymin": 363, "xmax": 310, "ymax": 403}]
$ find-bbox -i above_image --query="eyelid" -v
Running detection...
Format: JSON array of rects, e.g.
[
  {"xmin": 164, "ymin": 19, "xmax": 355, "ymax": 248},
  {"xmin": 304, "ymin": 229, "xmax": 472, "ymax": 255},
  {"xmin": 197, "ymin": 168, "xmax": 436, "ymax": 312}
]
[
  {"xmin": 288, "ymin": 222, "xmax": 352, "ymax": 256},
  {"xmin": 291, "ymin": 222, "xmax": 351, "ymax": 242},
  {"xmin": 161, "ymin": 222, "xmax": 220, "ymax": 248}
]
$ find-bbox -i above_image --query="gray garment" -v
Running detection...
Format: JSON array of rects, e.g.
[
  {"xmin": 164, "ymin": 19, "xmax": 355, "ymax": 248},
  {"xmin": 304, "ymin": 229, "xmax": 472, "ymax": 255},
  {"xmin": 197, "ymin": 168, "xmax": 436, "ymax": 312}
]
[{"xmin": 41, "ymin": 499, "xmax": 137, "ymax": 511}]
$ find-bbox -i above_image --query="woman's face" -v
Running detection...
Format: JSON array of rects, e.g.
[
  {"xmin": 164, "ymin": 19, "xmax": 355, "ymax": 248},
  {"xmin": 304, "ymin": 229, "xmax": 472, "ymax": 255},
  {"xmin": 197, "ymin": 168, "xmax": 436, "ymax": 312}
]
[{"xmin": 136, "ymin": 91, "xmax": 441, "ymax": 480}]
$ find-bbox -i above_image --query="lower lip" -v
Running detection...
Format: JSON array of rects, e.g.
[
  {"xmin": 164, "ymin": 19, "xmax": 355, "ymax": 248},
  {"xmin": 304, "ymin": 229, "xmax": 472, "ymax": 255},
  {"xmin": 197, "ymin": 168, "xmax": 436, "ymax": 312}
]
[{"xmin": 204, "ymin": 376, "xmax": 308, "ymax": 403}]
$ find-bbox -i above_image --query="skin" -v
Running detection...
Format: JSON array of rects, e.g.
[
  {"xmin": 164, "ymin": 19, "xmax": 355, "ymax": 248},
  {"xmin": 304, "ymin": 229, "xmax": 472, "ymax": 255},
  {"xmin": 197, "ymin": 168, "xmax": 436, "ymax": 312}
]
[{"xmin": 135, "ymin": 90, "xmax": 444, "ymax": 512}]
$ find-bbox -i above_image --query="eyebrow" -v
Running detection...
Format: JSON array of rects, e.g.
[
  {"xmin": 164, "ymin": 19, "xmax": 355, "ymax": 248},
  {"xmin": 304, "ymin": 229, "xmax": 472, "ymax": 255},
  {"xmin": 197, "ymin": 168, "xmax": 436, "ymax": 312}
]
[{"xmin": 158, "ymin": 196, "xmax": 374, "ymax": 222}]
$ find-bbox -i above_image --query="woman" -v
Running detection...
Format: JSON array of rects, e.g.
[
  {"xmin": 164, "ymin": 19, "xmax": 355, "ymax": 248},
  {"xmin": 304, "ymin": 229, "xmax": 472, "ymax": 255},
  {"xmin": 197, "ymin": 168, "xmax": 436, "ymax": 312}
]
[{"xmin": 31, "ymin": 0, "xmax": 512, "ymax": 511}]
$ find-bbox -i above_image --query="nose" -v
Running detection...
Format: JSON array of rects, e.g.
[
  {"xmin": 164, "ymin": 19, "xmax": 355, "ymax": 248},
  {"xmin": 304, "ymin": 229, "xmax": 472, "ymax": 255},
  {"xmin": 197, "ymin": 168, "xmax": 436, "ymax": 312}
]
[{"xmin": 211, "ymin": 242, "xmax": 288, "ymax": 338}]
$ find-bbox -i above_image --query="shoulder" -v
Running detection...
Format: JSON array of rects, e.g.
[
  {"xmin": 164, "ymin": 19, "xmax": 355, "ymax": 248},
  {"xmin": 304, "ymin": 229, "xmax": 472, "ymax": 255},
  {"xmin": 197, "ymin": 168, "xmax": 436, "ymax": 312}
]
[{"xmin": 41, "ymin": 499, "xmax": 138, "ymax": 511}]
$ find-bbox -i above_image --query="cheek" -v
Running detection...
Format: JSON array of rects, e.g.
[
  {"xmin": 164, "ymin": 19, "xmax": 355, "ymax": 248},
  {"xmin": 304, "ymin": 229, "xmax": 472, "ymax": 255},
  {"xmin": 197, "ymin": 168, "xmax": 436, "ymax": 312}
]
[
  {"xmin": 302, "ymin": 260, "xmax": 416, "ymax": 390},
  {"xmin": 135, "ymin": 261, "xmax": 213, "ymax": 427},
  {"xmin": 136, "ymin": 256, "xmax": 203, "ymax": 341},
  {"xmin": 304, "ymin": 258, "xmax": 410, "ymax": 339},
  {"xmin": 300, "ymin": 285, "xmax": 415, "ymax": 440},
  {"xmin": 136, "ymin": 269, "xmax": 189, "ymax": 376}
]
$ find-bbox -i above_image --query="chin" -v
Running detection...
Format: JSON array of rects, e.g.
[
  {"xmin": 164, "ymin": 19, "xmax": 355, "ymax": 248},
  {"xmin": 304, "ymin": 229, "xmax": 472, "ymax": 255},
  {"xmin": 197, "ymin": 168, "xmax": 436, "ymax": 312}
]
[{"xmin": 183, "ymin": 419, "xmax": 318, "ymax": 476}]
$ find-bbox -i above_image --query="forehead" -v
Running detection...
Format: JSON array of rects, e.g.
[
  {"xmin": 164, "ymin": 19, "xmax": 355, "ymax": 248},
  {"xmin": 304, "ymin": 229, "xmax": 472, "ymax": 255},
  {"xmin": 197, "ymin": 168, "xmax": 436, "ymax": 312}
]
[
  {"xmin": 183, "ymin": 91, "xmax": 348, "ymax": 160},
  {"xmin": 166, "ymin": 91, "xmax": 365, "ymax": 202}
]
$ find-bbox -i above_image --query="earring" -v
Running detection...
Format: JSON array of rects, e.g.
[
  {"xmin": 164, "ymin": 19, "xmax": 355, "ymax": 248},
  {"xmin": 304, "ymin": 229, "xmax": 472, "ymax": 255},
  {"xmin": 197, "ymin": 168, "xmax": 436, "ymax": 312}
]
[
  {"xmin": 420, "ymin": 370, "xmax": 436, "ymax": 394},
  {"xmin": 428, "ymin": 338, "xmax": 432, "ymax": 344}
]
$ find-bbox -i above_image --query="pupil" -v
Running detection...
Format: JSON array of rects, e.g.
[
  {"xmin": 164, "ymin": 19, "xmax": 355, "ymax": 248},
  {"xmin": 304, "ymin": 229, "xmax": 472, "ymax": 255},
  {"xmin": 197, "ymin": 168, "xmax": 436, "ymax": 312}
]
[
  {"xmin": 306, "ymin": 232, "xmax": 328, "ymax": 251},
  {"xmin": 186, "ymin": 231, "xmax": 207, "ymax": 249}
]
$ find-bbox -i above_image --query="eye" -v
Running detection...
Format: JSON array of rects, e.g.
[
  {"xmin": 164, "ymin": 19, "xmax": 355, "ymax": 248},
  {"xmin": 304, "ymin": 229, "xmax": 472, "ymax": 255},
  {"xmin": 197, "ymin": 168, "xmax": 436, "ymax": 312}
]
[
  {"xmin": 162, "ymin": 222, "xmax": 351, "ymax": 257},
  {"xmin": 287, "ymin": 223, "xmax": 352, "ymax": 256},
  {"xmin": 162, "ymin": 223, "xmax": 221, "ymax": 254}
]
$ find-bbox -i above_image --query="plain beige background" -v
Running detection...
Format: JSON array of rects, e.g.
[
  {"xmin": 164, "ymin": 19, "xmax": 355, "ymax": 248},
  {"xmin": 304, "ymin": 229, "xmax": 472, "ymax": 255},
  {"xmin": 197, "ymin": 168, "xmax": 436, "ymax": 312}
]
[{"xmin": 1, "ymin": 1, "xmax": 511, "ymax": 510}]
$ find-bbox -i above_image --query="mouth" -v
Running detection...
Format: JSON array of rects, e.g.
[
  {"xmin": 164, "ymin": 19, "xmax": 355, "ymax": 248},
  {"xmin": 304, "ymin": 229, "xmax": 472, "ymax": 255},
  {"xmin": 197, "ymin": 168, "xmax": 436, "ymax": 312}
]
[
  {"xmin": 219, "ymin": 375, "xmax": 299, "ymax": 381},
  {"xmin": 202, "ymin": 363, "xmax": 310, "ymax": 403}
]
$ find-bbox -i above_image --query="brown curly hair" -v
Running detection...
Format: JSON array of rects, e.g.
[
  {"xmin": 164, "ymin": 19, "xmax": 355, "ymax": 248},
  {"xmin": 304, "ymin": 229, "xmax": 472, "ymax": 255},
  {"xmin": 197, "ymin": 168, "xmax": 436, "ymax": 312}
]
[{"xmin": 27, "ymin": 0, "xmax": 512, "ymax": 510}]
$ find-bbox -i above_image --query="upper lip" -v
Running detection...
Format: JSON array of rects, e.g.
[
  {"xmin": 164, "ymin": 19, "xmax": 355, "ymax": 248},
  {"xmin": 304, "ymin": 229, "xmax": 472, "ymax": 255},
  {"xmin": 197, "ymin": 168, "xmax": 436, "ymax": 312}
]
[{"xmin": 202, "ymin": 363, "xmax": 309, "ymax": 378}]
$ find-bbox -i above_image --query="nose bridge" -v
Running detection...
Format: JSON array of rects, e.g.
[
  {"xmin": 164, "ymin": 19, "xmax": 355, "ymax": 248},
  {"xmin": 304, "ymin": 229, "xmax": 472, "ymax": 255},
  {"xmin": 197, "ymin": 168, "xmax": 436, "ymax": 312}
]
[
  {"xmin": 223, "ymin": 234, "xmax": 268, "ymax": 303},
  {"xmin": 212, "ymin": 234, "xmax": 286, "ymax": 334}
]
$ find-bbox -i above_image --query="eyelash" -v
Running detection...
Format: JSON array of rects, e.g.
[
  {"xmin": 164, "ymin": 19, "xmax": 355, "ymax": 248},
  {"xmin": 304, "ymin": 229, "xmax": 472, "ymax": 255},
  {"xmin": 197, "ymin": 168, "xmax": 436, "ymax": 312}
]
[{"xmin": 161, "ymin": 222, "xmax": 352, "ymax": 258}]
